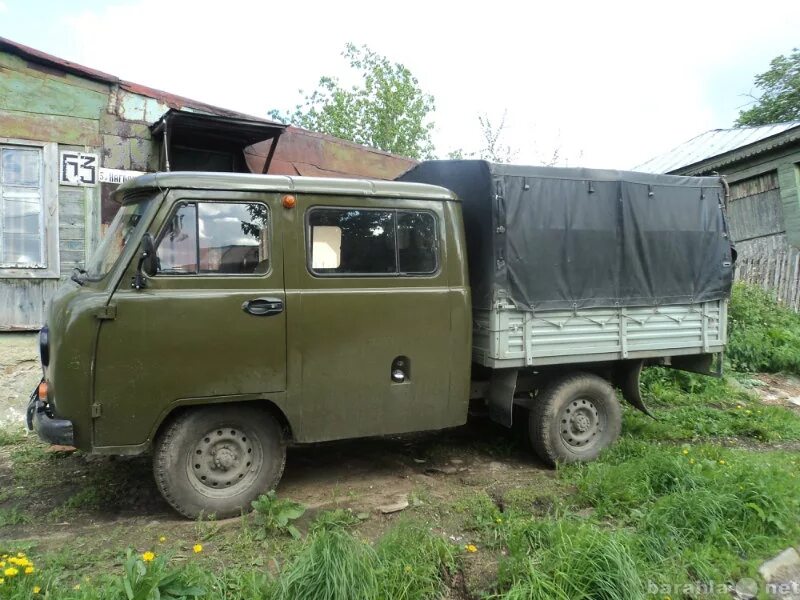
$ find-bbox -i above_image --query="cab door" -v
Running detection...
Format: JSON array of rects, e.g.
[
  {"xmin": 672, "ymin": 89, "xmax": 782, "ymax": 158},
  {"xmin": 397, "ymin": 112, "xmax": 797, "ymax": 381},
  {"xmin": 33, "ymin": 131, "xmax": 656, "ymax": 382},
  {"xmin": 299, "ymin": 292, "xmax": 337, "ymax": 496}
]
[
  {"xmin": 92, "ymin": 190, "xmax": 286, "ymax": 448},
  {"xmin": 287, "ymin": 196, "xmax": 459, "ymax": 442}
]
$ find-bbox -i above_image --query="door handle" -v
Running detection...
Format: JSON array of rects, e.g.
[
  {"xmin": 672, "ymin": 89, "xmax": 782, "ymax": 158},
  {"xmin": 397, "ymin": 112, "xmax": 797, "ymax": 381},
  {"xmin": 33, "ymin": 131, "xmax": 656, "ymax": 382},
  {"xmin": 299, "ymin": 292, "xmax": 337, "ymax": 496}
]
[{"xmin": 242, "ymin": 297, "xmax": 284, "ymax": 316}]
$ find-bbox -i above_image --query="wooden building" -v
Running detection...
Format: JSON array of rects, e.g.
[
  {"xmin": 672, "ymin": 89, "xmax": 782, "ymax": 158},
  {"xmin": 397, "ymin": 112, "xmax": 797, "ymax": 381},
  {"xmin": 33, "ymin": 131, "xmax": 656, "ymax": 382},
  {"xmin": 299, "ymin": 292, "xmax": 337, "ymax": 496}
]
[
  {"xmin": 0, "ymin": 37, "xmax": 415, "ymax": 330},
  {"xmin": 636, "ymin": 122, "xmax": 800, "ymax": 309}
]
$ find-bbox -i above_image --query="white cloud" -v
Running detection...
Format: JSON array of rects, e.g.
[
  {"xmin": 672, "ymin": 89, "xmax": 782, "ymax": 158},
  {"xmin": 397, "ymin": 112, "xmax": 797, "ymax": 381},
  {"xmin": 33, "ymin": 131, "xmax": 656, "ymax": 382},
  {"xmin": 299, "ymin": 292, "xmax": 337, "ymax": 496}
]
[
  {"xmin": 0, "ymin": 1, "xmax": 8, "ymax": 12},
  {"xmin": 62, "ymin": 0, "xmax": 800, "ymax": 169}
]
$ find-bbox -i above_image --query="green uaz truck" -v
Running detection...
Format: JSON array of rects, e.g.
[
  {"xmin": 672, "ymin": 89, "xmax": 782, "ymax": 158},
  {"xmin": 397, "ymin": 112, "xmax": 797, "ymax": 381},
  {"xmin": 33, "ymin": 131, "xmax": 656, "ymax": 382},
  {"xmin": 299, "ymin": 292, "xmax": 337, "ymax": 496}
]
[{"xmin": 27, "ymin": 160, "xmax": 734, "ymax": 518}]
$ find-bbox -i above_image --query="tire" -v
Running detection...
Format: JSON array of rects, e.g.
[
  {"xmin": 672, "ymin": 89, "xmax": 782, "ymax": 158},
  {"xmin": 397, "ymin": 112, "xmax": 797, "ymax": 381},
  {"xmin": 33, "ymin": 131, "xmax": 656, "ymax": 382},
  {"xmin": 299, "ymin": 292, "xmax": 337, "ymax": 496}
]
[
  {"xmin": 528, "ymin": 373, "xmax": 621, "ymax": 467},
  {"xmin": 153, "ymin": 404, "xmax": 286, "ymax": 519}
]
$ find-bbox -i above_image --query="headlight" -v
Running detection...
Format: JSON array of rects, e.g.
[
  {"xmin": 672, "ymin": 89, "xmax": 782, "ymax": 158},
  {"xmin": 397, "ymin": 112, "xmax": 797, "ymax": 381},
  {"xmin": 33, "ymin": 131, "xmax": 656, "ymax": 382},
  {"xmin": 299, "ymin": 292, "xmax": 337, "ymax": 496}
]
[{"xmin": 39, "ymin": 325, "xmax": 49, "ymax": 367}]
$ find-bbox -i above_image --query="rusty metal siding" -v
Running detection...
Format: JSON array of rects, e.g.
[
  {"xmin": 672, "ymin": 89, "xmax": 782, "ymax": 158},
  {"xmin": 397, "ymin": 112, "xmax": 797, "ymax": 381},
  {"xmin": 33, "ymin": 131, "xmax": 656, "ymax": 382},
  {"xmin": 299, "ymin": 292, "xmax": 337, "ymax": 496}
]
[{"xmin": 245, "ymin": 127, "xmax": 417, "ymax": 180}]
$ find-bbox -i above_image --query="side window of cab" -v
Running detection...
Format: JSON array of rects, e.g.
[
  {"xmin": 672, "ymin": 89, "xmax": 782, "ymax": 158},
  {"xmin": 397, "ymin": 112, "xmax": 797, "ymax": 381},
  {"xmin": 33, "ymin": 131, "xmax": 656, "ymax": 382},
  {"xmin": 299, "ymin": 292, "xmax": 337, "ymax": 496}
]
[
  {"xmin": 307, "ymin": 207, "xmax": 438, "ymax": 276},
  {"xmin": 155, "ymin": 201, "xmax": 270, "ymax": 275}
]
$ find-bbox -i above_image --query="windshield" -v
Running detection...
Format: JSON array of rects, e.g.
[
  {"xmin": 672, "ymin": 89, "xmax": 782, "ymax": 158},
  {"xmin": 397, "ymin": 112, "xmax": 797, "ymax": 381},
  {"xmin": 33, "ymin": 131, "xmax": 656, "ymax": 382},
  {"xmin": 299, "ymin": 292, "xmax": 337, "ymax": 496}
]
[{"xmin": 85, "ymin": 196, "xmax": 152, "ymax": 280}]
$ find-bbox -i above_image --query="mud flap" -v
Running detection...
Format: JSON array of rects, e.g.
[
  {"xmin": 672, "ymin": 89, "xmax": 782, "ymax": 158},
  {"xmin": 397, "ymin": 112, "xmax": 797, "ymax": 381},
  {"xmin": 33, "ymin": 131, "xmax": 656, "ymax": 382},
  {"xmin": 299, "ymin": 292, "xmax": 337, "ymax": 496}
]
[
  {"xmin": 613, "ymin": 360, "xmax": 656, "ymax": 419},
  {"xmin": 488, "ymin": 369, "xmax": 518, "ymax": 428}
]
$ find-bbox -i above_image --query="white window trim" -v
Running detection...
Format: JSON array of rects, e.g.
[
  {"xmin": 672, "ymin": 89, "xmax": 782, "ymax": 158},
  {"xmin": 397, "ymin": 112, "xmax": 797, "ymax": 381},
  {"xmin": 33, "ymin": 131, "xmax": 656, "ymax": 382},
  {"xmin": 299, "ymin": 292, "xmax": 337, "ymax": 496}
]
[{"xmin": 0, "ymin": 138, "xmax": 60, "ymax": 279}]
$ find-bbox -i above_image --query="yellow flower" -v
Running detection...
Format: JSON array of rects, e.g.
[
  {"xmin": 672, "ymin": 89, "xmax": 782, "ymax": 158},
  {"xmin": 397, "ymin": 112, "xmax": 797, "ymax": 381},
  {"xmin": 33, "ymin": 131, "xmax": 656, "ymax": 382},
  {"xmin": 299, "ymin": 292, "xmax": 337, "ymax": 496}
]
[
  {"xmin": 404, "ymin": 565, "xmax": 413, "ymax": 573},
  {"xmin": 73, "ymin": 584, "xmax": 81, "ymax": 590},
  {"xmin": 0, "ymin": 578, "xmax": 4, "ymax": 585},
  {"xmin": 16, "ymin": 553, "xmax": 24, "ymax": 558},
  {"xmin": 159, "ymin": 536, "xmax": 166, "ymax": 543},
  {"xmin": 34, "ymin": 586, "xmax": 41, "ymax": 594},
  {"xmin": 25, "ymin": 566, "xmax": 34, "ymax": 575},
  {"xmin": 465, "ymin": 544, "xmax": 478, "ymax": 553},
  {"xmin": 192, "ymin": 544, "xmax": 203, "ymax": 554},
  {"xmin": 4, "ymin": 567, "xmax": 18, "ymax": 578},
  {"xmin": 682, "ymin": 449, "xmax": 689, "ymax": 455},
  {"xmin": 496, "ymin": 517, "xmax": 503, "ymax": 523},
  {"xmin": 736, "ymin": 405, "xmax": 742, "ymax": 409},
  {"xmin": 718, "ymin": 460, "xmax": 726, "ymax": 465},
  {"xmin": 745, "ymin": 409, "xmax": 752, "ymax": 414},
  {"xmin": 0, "ymin": 561, "xmax": 4, "ymax": 568},
  {"xmin": 142, "ymin": 551, "xmax": 155, "ymax": 563},
  {"xmin": 689, "ymin": 458, "xmax": 695, "ymax": 464}
]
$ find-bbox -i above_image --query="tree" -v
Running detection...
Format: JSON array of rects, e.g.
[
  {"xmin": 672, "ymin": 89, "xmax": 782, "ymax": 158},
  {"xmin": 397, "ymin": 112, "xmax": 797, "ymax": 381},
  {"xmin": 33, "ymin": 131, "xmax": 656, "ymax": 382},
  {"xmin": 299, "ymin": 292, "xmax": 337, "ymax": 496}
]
[
  {"xmin": 476, "ymin": 111, "xmax": 518, "ymax": 163},
  {"xmin": 270, "ymin": 44, "xmax": 436, "ymax": 159},
  {"xmin": 446, "ymin": 110, "xmax": 519, "ymax": 163},
  {"xmin": 736, "ymin": 48, "xmax": 800, "ymax": 127}
]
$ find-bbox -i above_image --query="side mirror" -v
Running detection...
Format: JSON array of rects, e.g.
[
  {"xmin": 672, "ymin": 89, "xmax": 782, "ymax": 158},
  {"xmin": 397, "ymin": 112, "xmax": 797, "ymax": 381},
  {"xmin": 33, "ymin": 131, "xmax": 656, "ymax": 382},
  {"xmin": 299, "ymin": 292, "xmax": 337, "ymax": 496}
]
[{"xmin": 132, "ymin": 233, "xmax": 156, "ymax": 290}]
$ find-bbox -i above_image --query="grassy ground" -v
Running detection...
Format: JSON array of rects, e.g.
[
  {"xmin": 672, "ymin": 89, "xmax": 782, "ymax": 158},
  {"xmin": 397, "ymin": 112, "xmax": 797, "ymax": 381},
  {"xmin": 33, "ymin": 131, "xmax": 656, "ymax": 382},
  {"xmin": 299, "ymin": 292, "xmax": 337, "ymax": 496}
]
[{"xmin": 2, "ymin": 283, "xmax": 800, "ymax": 599}]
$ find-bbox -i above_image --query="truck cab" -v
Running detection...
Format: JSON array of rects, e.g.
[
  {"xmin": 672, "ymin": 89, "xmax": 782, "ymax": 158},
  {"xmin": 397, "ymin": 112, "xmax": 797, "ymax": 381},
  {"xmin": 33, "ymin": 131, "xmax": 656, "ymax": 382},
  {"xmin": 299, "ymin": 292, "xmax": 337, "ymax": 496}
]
[{"xmin": 30, "ymin": 172, "xmax": 472, "ymax": 518}]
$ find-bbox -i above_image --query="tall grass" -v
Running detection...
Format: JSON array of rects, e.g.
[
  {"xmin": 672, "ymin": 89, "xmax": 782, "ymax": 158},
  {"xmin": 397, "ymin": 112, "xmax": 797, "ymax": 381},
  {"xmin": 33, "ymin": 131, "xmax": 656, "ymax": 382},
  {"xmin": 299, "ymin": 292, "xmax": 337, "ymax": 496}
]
[
  {"xmin": 625, "ymin": 367, "xmax": 800, "ymax": 442},
  {"xmin": 497, "ymin": 519, "xmax": 645, "ymax": 600},
  {"xmin": 487, "ymin": 440, "xmax": 800, "ymax": 598},
  {"xmin": 275, "ymin": 520, "xmax": 456, "ymax": 600},
  {"xmin": 728, "ymin": 282, "xmax": 800, "ymax": 373},
  {"xmin": 276, "ymin": 528, "xmax": 378, "ymax": 600}
]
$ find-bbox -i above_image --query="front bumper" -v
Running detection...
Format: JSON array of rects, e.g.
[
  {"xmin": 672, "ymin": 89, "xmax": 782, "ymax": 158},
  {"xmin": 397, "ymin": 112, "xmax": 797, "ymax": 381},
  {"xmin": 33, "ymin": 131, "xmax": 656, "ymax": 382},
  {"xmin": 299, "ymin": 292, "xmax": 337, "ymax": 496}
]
[{"xmin": 26, "ymin": 384, "xmax": 75, "ymax": 446}]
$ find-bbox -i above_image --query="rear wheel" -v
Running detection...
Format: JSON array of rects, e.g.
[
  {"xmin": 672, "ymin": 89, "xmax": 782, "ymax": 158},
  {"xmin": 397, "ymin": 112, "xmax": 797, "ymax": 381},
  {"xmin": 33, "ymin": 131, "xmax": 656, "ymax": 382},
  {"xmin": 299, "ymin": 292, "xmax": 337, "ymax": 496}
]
[
  {"xmin": 528, "ymin": 373, "xmax": 621, "ymax": 466},
  {"xmin": 153, "ymin": 404, "xmax": 286, "ymax": 518}
]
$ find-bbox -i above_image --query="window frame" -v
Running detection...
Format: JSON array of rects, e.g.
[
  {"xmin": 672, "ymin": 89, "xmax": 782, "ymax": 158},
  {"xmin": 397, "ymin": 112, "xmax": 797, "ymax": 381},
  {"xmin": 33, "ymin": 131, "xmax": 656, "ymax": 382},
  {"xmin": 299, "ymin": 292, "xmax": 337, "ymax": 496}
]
[
  {"xmin": 153, "ymin": 199, "xmax": 273, "ymax": 278},
  {"xmin": 305, "ymin": 205, "xmax": 440, "ymax": 278},
  {"xmin": 0, "ymin": 138, "xmax": 59, "ymax": 279}
]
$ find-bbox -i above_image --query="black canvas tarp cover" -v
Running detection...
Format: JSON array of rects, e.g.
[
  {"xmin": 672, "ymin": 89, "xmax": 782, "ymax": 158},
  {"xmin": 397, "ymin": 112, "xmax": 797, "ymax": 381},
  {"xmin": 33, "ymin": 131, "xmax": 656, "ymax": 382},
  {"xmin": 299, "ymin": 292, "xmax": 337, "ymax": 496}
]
[{"xmin": 398, "ymin": 160, "xmax": 734, "ymax": 311}]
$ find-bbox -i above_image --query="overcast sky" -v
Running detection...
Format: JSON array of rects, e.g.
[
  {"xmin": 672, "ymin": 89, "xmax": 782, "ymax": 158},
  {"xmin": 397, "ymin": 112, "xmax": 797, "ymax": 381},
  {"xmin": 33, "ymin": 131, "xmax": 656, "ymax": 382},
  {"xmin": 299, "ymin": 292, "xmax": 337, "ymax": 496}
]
[{"xmin": 2, "ymin": 0, "xmax": 799, "ymax": 168}]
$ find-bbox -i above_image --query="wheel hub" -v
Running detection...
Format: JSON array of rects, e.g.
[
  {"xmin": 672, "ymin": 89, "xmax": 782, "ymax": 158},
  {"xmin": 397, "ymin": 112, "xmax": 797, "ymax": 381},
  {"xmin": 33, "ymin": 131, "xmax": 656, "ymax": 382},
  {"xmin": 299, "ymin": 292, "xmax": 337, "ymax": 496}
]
[
  {"xmin": 574, "ymin": 414, "xmax": 591, "ymax": 433},
  {"xmin": 190, "ymin": 428, "xmax": 255, "ymax": 490},
  {"xmin": 213, "ymin": 446, "xmax": 238, "ymax": 470},
  {"xmin": 559, "ymin": 398, "xmax": 603, "ymax": 448}
]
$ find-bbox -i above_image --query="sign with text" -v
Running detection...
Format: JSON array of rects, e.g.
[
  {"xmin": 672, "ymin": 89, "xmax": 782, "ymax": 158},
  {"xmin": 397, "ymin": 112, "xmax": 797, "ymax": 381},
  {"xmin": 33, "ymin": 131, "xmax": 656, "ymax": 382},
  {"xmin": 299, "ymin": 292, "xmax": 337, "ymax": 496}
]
[
  {"xmin": 60, "ymin": 152, "xmax": 98, "ymax": 186},
  {"xmin": 99, "ymin": 168, "xmax": 146, "ymax": 184}
]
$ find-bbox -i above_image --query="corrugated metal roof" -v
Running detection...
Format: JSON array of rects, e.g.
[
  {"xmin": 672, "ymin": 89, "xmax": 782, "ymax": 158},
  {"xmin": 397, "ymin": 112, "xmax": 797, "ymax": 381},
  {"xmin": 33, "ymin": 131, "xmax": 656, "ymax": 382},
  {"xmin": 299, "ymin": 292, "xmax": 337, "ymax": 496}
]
[{"xmin": 635, "ymin": 122, "xmax": 800, "ymax": 174}]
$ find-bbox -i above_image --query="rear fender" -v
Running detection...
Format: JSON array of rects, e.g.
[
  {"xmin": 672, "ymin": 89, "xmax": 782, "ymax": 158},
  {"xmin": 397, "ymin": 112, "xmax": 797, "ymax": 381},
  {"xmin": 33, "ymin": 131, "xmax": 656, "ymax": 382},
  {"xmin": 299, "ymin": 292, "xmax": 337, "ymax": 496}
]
[{"xmin": 613, "ymin": 360, "xmax": 656, "ymax": 419}]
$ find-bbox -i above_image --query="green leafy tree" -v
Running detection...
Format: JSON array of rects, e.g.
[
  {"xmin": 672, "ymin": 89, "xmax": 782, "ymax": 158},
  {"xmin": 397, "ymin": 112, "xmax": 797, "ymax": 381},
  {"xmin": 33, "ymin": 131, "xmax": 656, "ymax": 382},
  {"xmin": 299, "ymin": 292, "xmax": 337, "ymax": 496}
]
[
  {"xmin": 736, "ymin": 48, "xmax": 800, "ymax": 126},
  {"xmin": 270, "ymin": 44, "xmax": 436, "ymax": 159}
]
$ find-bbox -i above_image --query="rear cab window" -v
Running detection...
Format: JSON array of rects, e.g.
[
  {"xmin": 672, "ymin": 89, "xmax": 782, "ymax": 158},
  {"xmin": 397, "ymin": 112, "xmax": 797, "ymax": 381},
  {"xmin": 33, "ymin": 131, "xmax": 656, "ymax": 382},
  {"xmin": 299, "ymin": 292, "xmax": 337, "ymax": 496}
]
[{"xmin": 307, "ymin": 207, "xmax": 438, "ymax": 276}]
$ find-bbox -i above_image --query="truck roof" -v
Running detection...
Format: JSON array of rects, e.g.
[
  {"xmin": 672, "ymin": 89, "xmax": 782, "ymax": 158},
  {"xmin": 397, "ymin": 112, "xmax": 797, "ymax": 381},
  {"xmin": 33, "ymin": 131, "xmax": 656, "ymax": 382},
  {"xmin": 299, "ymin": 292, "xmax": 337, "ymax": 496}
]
[{"xmin": 113, "ymin": 171, "xmax": 457, "ymax": 203}]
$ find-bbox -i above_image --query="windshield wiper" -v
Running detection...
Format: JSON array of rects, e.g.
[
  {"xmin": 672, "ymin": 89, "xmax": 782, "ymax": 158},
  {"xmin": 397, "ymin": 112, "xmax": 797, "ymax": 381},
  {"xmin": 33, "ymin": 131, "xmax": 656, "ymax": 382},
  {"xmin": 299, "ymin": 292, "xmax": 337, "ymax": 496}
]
[{"xmin": 71, "ymin": 267, "xmax": 87, "ymax": 286}]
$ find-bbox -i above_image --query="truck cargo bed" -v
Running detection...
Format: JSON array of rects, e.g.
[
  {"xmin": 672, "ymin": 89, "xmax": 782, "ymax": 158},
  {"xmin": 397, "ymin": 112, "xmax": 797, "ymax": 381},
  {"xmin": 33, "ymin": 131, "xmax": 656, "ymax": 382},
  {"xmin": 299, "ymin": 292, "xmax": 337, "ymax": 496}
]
[{"xmin": 473, "ymin": 300, "xmax": 727, "ymax": 368}]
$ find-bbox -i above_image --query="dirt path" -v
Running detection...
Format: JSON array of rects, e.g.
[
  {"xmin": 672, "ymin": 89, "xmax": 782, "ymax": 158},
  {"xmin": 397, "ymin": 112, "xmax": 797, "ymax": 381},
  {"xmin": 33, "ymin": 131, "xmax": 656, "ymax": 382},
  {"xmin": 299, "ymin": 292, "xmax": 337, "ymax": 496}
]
[{"xmin": 0, "ymin": 416, "xmax": 557, "ymax": 548}]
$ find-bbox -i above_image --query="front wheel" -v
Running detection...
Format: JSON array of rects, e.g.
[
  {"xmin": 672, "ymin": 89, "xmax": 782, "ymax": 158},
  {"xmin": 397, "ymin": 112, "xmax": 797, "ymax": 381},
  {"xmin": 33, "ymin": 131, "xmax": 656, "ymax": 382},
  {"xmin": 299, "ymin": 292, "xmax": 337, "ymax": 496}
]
[
  {"xmin": 528, "ymin": 373, "xmax": 621, "ymax": 466},
  {"xmin": 153, "ymin": 404, "xmax": 286, "ymax": 518}
]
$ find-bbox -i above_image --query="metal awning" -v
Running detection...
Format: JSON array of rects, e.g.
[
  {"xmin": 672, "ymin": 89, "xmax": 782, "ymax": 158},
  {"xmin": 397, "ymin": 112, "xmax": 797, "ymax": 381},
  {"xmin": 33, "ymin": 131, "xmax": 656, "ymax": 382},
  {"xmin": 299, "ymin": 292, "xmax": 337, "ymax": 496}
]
[{"xmin": 150, "ymin": 109, "xmax": 287, "ymax": 173}]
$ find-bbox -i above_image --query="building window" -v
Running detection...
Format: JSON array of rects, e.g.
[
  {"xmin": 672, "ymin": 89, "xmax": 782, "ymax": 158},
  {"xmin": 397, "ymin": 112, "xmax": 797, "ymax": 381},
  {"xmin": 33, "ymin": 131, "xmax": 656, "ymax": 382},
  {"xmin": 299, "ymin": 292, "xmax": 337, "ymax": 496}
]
[
  {"xmin": 155, "ymin": 201, "xmax": 270, "ymax": 276},
  {"xmin": 0, "ymin": 140, "xmax": 58, "ymax": 278},
  {"xmin": 307, "ymin": 207, "xmax": 438, "ymax": 276},
  {"xmin": 1, "ymin": 146, "xmax": 44, "ymax": 268}
]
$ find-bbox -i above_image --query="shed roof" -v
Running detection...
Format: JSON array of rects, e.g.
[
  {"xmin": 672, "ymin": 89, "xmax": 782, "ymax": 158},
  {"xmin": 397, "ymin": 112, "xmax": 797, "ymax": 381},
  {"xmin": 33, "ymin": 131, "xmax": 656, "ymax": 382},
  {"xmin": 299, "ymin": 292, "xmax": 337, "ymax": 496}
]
[
  {"xmin": 0, "ymin": 36, "xmax": 417, "ymax": 180},
  {"xmin": 0, "ymin": 36, "xmax": 279, "ymax": 123},
  {"xmin": 635, "ymin": 122, "xmax": 800, "ymax": 174}
]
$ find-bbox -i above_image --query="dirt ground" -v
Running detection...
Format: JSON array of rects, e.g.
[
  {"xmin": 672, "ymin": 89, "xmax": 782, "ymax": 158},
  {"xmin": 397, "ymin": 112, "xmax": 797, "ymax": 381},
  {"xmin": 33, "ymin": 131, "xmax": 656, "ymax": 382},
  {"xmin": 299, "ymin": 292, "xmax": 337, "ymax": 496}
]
[{"xmin": 0, "ymin": 414, "xmax": 560, "ymax": 554}]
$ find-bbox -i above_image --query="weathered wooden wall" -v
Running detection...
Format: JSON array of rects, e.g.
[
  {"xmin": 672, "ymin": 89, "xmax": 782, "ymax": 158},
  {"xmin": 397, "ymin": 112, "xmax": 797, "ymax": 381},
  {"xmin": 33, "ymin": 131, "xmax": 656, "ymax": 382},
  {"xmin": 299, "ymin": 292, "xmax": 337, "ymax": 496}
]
[
  {"xmin": 0, "ymin": 50, "xmax": 166, "ymax": 329},
  {"xmin": 721, "ymin": 152, "xmax": 800, "ymax": 309}
]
